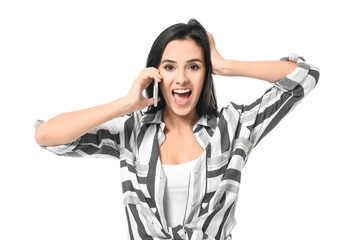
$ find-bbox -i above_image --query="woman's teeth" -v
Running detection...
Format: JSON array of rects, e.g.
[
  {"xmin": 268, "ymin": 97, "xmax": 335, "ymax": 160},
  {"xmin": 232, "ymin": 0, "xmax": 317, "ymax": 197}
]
[{"xmin": 173, "ymin": 89, "xmax": 191, "ymax": 94}]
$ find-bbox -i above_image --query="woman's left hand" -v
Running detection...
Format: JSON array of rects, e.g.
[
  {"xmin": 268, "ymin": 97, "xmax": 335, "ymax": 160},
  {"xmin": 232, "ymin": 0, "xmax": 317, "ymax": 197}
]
[{"xmin": 207, "ymin": 31, "xmax": 226, "ymax": 75}]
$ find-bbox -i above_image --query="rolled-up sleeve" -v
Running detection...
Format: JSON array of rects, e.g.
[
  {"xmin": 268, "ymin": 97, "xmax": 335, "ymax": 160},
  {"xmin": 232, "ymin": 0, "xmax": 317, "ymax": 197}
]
[
  {"xmin": 237, "ymin": 53, "xmax": 320, "ymax": 147},
  {"xmin": 274, "ymin": 53, "xmax": 320, "ymax": 96}
]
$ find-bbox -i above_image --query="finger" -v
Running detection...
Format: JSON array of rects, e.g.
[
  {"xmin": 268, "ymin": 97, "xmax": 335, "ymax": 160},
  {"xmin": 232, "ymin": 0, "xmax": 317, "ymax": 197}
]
[
  {"xmin": 142, "ymin": 77, "xmax": 160, "ymax": 90},
  {"xmin": 148, "ymin": 69, "xmax": 162, "ymax": 82},
  {"xmin": 207, "ymin": 32, "xmax": 216, "ymax": 48},
  {"xmin": 140, "ymin": 68, "xmax": 160, "ymax": 79},
  {"xmin": 145, "ymin": 69, "xmax": 162, "ymax": 80},
  {"xmin": 148, "ymin": 97, "xmax": 161, "ymax": 106},
  {"xmin": 150, "ymin": 74, "xmax": 162, "ymax": 84},
  {"xmin": 141, "ymin": 73, "xmax": 161, "ymax": 85},
  {"xmin": 153, "ymin": 76, "xmax": 162, "ymax": 83}
]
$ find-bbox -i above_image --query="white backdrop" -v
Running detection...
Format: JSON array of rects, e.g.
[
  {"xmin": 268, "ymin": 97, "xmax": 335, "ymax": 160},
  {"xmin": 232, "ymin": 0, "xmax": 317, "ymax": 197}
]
[{"xmin": 1, "ymin": 0, "xmax": 359, "ymax": 239}]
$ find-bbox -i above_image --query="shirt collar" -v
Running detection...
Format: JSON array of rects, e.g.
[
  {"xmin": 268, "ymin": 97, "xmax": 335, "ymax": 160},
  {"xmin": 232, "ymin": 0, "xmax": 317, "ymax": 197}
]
[
  {"xmin": 141, "ymin": 109, "xmax": 164, "ymax": 125},
  {"xmin": 193, "ymin": 114, "xmax": 217, "ymax": 130}
]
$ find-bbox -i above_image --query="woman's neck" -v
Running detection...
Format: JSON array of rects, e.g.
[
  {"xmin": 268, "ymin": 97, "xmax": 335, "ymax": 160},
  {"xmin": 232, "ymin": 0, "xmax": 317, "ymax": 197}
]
[{"xmin": 163, "ymin": 106, "xmax": 199, "ymax": 131}]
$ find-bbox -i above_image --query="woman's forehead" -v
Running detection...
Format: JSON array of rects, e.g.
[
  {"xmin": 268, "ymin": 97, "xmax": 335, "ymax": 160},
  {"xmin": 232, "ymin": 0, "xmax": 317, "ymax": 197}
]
[{"xmin": 161, "ymin": 39, "xmax": 204, "ymax": 63}]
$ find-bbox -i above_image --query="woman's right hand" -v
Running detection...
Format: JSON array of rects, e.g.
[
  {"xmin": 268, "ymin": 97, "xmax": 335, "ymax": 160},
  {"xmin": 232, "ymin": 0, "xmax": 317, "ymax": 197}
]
[
  {"xmin": 125, "ymin": 67, "xmax": 162, "ymax": 112},
  {"xmin": 34, "ymin": 67, "xmax": 162, "ymax": 147}
]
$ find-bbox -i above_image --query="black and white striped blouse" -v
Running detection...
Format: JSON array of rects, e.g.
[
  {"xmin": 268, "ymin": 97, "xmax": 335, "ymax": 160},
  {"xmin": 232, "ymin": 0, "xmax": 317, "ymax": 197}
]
[{"xmin": 35, "ymin": 53, "xmax": 320, "ymax": 240}]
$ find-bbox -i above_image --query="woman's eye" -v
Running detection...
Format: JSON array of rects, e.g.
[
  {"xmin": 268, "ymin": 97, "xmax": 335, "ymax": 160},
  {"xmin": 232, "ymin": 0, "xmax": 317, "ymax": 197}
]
[
  {"xmin": 164, "ymin": 65, "xmax": 174, "ymax": 71},
  {"xmin": 189, "ymin": 64, "xmax": 199, "ymax": 70}
]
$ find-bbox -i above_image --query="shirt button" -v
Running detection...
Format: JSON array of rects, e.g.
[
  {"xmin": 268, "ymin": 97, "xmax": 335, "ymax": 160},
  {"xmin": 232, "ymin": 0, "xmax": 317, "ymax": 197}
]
[
  {"xmin": 191, "ymin": 201, "xmax": 196, "ymax": 206},
  {"xmin": 193, "ymin": 168, "xmax": 198, "ymax": 174}
]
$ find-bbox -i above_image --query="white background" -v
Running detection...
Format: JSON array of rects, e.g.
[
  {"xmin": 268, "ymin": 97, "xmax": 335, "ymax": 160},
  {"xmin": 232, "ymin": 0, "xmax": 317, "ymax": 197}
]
[{"xmin": 1, "ymin": 0, "xmax": 359, "ymax": 239}]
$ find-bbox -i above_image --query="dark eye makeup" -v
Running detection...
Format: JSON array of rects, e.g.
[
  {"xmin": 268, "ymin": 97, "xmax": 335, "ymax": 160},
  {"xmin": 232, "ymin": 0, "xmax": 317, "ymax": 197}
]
[
  {"xmin": 163, "ymin": 64, "xmax": 200, "ymax": 71},
  {"xmin": 189, "ymin": 64, "xmax": 199, "ymax": 70},
  {"xmin": 164, "ymin": 65, "xmax": 174, "ymax": 71}
]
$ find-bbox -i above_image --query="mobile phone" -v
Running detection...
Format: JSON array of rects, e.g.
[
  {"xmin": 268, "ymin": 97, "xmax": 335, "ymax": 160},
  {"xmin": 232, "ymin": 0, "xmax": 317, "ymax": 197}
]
[{"xmin": 153, "ymin": 81, "xmax": 158, "ymax": 107}]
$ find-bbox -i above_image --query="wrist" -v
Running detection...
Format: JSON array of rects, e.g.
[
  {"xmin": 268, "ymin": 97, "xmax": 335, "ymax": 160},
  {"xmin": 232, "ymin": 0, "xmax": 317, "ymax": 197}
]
[
  {"xmin": 213, "ymin": 59, "xmax": 237, "ymax": 76},
  {"xmin": 212, "ymin": 58, "xmax": 228, "ymax": 75},
  {"xmin": 112, "ymin": 96, "xmax": 135, "ymax": 118}
]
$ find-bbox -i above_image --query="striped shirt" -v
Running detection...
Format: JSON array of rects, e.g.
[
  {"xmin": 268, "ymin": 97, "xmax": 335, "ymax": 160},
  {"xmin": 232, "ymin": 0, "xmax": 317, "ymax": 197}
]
[{"xmin": 35, "ymin": 53, "xmax": 320, "ymax": 240}]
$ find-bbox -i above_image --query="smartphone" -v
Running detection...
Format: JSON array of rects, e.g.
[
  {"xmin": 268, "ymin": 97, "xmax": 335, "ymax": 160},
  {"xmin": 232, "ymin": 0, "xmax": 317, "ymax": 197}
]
[{"xmin": 153, "ymin": 81, "xmax": 158, "ymax": 107}]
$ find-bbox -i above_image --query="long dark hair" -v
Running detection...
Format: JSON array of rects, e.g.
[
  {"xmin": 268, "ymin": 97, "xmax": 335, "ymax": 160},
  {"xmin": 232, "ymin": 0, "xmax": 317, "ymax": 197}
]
[{"xmin": 145, "ymin": 18, "xmax": 218, "ymax": 117}]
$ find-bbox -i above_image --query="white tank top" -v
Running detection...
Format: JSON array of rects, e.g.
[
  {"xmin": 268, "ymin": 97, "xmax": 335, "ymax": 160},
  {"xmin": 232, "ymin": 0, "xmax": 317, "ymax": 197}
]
[{"xmin": 161, "ymin": 157, "xmax": 200, "ymax": 227}]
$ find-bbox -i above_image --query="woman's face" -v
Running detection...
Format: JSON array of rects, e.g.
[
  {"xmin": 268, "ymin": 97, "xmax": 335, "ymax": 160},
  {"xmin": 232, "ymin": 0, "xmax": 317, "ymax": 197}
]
[{"xmin": 158, "ymin": 38, "xmax": 205, "ymax": 119}]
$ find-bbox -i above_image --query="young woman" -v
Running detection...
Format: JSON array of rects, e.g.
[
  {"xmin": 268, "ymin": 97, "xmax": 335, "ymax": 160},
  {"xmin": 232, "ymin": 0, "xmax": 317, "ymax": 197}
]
[{"xmin": 34, "ymin": 19, "xmax": 320, "ymax": 240}]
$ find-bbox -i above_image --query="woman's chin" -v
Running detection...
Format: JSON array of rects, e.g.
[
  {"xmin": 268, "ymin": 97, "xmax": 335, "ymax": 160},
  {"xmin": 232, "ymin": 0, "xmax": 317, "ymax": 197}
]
[{"xmin": 164, "ymin": 102, "xmax": 197, "ymax": 118}]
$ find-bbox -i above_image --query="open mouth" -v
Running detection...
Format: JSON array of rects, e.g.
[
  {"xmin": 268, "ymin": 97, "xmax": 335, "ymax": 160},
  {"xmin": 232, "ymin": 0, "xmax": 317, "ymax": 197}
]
[{"xmin": 172, "ymin": 89, "xmax": 192, "ymax": 106}]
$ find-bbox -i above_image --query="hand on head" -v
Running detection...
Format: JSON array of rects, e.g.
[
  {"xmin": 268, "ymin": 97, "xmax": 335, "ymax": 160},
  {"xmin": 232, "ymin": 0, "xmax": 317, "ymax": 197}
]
[{"xmin": 206, "ymin": 31, "xmax": 226, "ymax": 75}]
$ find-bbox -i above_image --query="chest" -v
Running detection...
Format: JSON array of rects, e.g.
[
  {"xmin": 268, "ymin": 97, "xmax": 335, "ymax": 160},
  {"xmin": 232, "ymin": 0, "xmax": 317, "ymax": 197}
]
[{"xmin": 158, "ymin": 130, "xmax": 204, "ymax": 165}]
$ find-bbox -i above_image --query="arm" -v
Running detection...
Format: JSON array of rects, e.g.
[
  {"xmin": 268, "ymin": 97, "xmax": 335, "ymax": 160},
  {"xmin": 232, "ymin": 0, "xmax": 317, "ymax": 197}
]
[
  {"xmin": 207, "ymin": 32, "xmax": 297, "ymax": 82},
  {"xmin": 35, "ymin": 67, "xmax": 162, "ymax": 147},
  {"xmin": 35, "ymin": 97, "xmax": 133, "ymax": 147},
  {"xmin": 215, "ymin": 60, "xmax": 297, "ymax": 83},
  {"xmin": 207, "ymin": 32, "xmax": 320, "ymax": 147}
]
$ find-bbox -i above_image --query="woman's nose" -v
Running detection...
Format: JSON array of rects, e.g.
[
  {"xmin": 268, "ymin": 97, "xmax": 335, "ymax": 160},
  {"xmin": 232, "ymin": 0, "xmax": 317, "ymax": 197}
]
[{"xmin": 175, "ymin": 70, "xmax": 188, "ymax": 85}]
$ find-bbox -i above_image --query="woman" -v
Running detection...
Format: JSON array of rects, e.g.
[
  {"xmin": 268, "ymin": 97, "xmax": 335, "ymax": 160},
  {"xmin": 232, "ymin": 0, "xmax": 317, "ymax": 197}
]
[{"xmin": 34, "ymin": 19, "xmax": 320, "ymax": 240}]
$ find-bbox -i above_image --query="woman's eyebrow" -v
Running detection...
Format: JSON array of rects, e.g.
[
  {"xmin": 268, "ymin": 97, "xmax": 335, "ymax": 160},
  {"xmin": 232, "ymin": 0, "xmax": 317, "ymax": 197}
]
[
  {"xmin": 161, "ymin": 58, "xmax": 203, "ymax": 64},
  {"xmin": 187, "ymin": 58, "xmax": 202, "ymax": 63}
]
